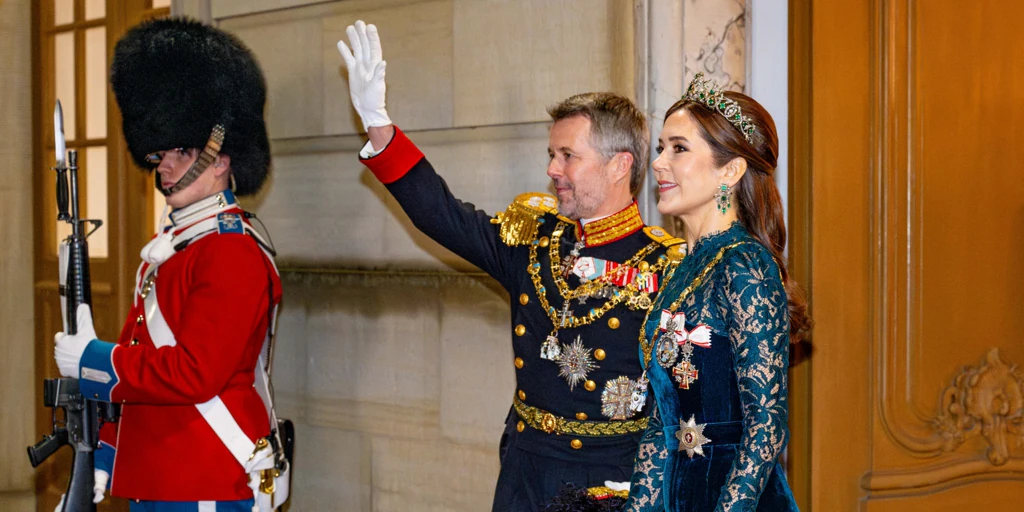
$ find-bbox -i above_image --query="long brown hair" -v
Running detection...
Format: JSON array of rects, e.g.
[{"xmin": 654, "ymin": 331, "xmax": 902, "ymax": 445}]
[{"xmin": 666, "ymin": 91, "xmax": 813, "ymax": 344}]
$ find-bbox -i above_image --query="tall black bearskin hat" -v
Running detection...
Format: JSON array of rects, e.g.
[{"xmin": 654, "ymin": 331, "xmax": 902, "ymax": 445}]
[{"xmin": 111, "ymin": 17, "xmax": 270, "ymax": 196}]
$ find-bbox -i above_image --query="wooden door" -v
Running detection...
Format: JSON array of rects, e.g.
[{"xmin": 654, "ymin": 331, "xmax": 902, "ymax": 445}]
[{"xmin": 791, "ymin": 0, "xmax": 1024, "ymax": 509}]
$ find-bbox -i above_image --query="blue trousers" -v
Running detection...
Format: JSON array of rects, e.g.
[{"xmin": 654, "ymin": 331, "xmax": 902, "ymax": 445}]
[{"xmin": 128, "ymin": 499, "xmax": 254, "ymax": 512}]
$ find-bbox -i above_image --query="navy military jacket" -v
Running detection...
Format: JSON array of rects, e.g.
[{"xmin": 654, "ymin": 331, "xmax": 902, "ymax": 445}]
[{"xmin": 360, "ymin": 126, "xmax": 685, "ymax": 506}]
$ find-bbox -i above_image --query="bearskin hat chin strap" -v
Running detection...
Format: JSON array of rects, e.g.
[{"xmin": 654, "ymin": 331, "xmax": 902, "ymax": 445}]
[{"xmin": 156, "ymin": 124, "xmax": 226, "ymax": 197}]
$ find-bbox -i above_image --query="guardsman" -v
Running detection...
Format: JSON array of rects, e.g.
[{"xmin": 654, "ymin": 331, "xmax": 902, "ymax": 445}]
[
  {"xmin": 337, "ymin": 22, "xmax": 685, "ymax": 511},
  {"xmin": 52, "ymin": 18, "xmax": 290, "ymax": 512}
]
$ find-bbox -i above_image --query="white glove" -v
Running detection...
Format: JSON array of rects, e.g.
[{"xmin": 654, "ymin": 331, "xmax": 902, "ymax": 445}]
[
  {"xmin": 604, "ymin": 480, "xmax": 630, "ymax": 492},
  {"xmin": 336, "ymin": 20, "xmax": 392, "ymax": 130},
  {"xmin": 53, "ymin": 304, "xmax": 97, "ymax": 378},
  {"xmin": 93, "ymin": 469, "xmax": 109, "ymax": 503}
]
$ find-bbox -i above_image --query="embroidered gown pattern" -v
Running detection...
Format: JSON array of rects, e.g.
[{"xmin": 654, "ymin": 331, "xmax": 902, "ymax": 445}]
[{"xmin": 624, "ymin": 223, "xmax": 795, "ymax": 511}]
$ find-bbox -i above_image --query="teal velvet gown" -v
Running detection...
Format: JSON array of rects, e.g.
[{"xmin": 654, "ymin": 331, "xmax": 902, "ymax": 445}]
[{"xmin": 623, "ymin": 223, "xmax": 798, "ymax": 512}]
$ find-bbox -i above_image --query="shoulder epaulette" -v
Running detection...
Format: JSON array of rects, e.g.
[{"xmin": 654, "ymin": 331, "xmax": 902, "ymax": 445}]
[
  {"xmin": 643, "ymin": 226, "xmax": 687, "ymax": 261},
  {"xmin": 491, "ymin": 192, "xmax": 559, "ymax": 246}
]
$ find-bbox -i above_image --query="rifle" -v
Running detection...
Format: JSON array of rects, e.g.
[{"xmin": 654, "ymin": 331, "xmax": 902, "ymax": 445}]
[{"xmin": 27, "ymin": 100, "xmax": 118, "ymax": 511}]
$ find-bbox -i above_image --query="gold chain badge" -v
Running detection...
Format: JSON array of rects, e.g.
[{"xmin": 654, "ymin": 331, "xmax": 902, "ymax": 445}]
[
  {"xmin": 549, "ymin": 222, "xmax": 662, "ymax": 303},
  {"xmin": 528, "ymin": 222, "xmax": 667, "ymax": 331}
]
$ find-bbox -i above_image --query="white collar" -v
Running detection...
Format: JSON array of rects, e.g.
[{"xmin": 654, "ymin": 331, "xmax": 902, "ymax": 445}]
[{"xmin": 169, "ymin": 189, "xmax": 237, "ymax": 228}]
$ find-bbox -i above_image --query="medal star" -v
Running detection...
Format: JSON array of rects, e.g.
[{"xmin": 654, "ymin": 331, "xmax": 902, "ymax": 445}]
[
  {"xmin": 601, "ymin": 376, "xmax": 635, "ymax": 420},
  {"xmin": 557, "ymin": 335, "xmax": 598, "ymax": 390},
  {"xmin": 676, "ymin": 414, "xmax": 712, "ymax": 458}
]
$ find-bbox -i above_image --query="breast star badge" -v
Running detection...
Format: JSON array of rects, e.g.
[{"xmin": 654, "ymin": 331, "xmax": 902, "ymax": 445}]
[
  {"xmin": 677, "ymin": 415, "xmax": 711, "ymax": 458},
  {"xmin": 601, "ymin": 376, "xmax": 635, "ymax": 420},
  {"xmin": 557, "ymin": 335, "xmax": 598, "ymax": 390}
]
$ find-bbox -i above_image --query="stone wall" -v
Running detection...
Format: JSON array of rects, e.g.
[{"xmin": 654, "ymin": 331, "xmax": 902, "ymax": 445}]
[{"xmin": 0, "ymin": 0, "xmax": 37, "ymax": 510}]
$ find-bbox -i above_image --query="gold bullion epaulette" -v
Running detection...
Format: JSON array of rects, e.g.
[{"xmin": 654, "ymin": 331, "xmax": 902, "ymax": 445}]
[
  {"xmin": 643, "ymin": 226, "xmax": 687, "ymax": 262},
  {"xmin": 491, "ymin": 192, "xmax": 559, "ymax": 246}
]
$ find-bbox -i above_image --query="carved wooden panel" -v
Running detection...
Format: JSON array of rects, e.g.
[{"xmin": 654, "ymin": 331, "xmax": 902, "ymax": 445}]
[{"xmin": 865, "ymin": 0, "xmax": 1024, "ymax": 497}]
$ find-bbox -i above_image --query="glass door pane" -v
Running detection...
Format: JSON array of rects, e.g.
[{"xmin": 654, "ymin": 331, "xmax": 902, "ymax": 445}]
[
  {"xmin": 85, "ymin": 27, "xmax": 107, "ymax": 140},
  {"xmin": 85, "ymin": 147, "xmax": 109, "ymax": 258},
  {"xmin": 54, "ymin": 31, "xmax": 76, "ymax": 141},
  {"xmin": 85, "ymin": 0, "xmax": 105, "ymax": 20}
]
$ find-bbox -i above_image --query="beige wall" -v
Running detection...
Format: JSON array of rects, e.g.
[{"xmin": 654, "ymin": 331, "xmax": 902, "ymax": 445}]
[{"xmin": 0, "ymin": 0, "xmax": 37, "ymax": 510}]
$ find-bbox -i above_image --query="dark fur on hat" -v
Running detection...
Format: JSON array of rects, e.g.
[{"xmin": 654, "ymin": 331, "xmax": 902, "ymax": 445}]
[{"xmin": 111, "ymin": 17, "xmax": 270, "ymax": 196}]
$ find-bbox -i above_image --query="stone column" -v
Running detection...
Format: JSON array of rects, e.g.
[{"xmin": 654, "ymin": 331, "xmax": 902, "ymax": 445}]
[
  {"xmin": 640, "ymin": 0, "xmax": 747, "ymax": 229},
  {"xmin": 0, "ymin": 0, "xmax": 38, "ymax": 510}
]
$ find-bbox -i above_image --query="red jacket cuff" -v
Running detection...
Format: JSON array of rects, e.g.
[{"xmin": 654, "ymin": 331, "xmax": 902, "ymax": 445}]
[{"xmin": 360, "ymin": 126, "xmax": 425, "ymax": 185}]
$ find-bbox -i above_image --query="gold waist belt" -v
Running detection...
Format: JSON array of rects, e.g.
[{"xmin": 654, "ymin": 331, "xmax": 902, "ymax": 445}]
[{"xmin": 513, "ymin": 396, "xmax": 648, "ymax": 437}]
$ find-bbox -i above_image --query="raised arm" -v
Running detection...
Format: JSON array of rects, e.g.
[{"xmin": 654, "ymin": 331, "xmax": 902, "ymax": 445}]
[
  {"xmin": 337, "ymin": 21, "xmax": 517, "ymax": 287},
  {"xmin": 716, "ymin": 248, "xmax": 790, "ymax": 511}
]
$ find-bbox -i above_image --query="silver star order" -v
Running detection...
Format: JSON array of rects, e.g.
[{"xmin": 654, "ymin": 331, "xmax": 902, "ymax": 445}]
[
  {"xmin": 676, "ymin": 414, "xmax": 712, "ymax": 458},
  {"xmin": 557, "ymin": 335, "xmax": 598, "ymax": 390}
]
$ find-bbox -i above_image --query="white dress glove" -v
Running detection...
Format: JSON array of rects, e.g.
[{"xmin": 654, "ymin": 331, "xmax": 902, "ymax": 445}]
[
  {"xmin": 604, "ymin": 480, "xmax": 630, "ymax": 492},
  {"xmin": 53, "ymin": 304, "xmax": 97, "ymax": 378},
  {"xmin": 93, "ymin": 469, "xmax": 109, "ymax": 503},
  {"xmin": 336, "ymin": 20, "xmax": 392, "ymax": 130}
]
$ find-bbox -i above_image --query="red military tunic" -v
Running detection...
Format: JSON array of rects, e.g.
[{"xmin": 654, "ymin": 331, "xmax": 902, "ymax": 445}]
[{"xmin": 79, "ymin": 190, "xmax": 282, "ymax": 501}]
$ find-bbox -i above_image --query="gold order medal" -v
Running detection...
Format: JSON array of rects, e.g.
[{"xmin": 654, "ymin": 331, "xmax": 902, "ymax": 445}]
[{"xmin": 677, "ymin": 414, "xmax": 711, "ymax": 458}]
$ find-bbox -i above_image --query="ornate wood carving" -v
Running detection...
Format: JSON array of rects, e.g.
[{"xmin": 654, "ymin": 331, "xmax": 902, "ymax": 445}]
[{"xmin": 933, "ymin": 349, "xmax": 1024, "ymax": 466}]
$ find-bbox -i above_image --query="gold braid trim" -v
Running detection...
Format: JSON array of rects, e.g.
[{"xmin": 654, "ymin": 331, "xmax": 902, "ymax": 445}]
[
  {"xmin": 490, "ymin": 192, "xmax": 558, "ymax": 246},
  {"xmin": 581, "ymin": 202, "xmax": 644, "ymax": 246},
  {"xmin": 587, "ymin": 486, "xmax": 630, "ymax": 499},
  {"xmin": 513, "ymin": 395, "xmax": 649, "ymax": 437}
]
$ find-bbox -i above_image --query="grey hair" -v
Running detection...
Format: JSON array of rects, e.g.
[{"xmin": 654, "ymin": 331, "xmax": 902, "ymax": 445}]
[{"xmin": 547, "ymin": 92, "xmax": 649, "ymax": 196}]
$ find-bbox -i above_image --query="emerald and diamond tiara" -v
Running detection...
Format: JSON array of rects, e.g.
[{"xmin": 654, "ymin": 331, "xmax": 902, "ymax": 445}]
[{"xmin": 682, "ymin": 72, "xmax": 756, "ymax": 143}]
